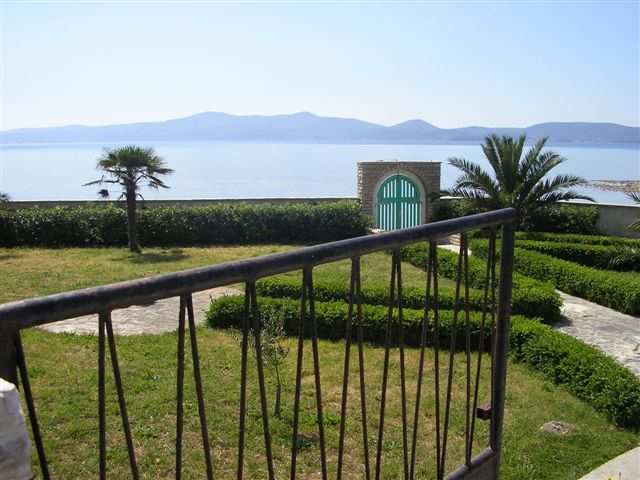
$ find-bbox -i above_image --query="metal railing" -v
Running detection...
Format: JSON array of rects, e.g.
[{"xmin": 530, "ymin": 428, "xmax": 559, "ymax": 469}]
[{"xmin": 0, "ymin": 208, "xmax": 516, "ymax": 479}]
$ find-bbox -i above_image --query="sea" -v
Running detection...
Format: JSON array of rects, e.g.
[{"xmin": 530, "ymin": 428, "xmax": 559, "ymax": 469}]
[{"xmin": 0, "ymin": 142, "xmax": 638, "ymax": 204}]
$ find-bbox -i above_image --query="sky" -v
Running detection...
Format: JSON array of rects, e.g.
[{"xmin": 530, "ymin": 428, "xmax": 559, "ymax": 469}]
[{"xmin": 0, "ymin": 1, "xmax": 639, "ymax": 131}]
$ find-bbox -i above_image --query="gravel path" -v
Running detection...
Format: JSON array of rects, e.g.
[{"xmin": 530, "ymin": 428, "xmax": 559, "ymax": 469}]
[
  {"xmin": 555, "ymin": 291, "xmax": 640, "ymax": 377},
  {"xmin": 38, "ymin": 287, "xmax": 240, "ymax": 336}
]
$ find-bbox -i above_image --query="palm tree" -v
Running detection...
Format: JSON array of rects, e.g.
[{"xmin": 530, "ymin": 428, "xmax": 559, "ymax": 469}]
[
  {"xmin": 85, "ymin": 146, "xmax": 173, "ymax": 253},
  {"xmin": 627, "ymin": 191, "xmax": 640, "ymax": 232},
  {"xmin": 448, "ymin": 134, "xmax": 592, "ymax": 227}
]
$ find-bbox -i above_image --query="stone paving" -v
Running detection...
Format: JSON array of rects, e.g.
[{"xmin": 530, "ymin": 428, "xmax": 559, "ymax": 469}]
[
  {"xmin": 555, "ymin": 291, "xmax": 640, "ymax": 377},
  {"xmin": 38, "ymin": 287, "xmax": 239, "ymax": 336}
]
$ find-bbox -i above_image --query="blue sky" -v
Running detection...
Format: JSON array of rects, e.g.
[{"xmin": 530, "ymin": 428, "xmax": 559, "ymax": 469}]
[{"xmin": 1, "ymin": 1, "xmax": 638, "ymax": 130}]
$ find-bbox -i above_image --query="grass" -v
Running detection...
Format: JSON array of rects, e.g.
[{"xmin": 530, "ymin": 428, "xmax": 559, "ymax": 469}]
[
  {"xmin": 21, "ymin": 328, "xmax": 638, "ymax": 479},
  {"xmin": 2, "ymin": 245, "xmax": 638, "ymax": 478},
  {"xmin": 0, "ymin": 246, "xmax": 455, "ymax": 304}
]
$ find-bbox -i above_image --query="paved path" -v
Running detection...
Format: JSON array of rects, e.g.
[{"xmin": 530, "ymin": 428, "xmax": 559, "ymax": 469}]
[
  {"xmin": 579, "ymin": 446, "xmax": 639, "ymax": 480},
  {"xmin": 39, "ymin": 287, "xmax": 239, "ymax": 336},
  {"xmin": 555, "ymin": 291, "xmax": 640, "ymax": 377}
]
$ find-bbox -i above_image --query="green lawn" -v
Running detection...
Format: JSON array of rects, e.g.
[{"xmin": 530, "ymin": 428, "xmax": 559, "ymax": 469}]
[
  {"xmin": 20, "ymin": 328, "xmax": 638, "ymax": 479},
  {"xmin": 2, "ymin": 246, "xmax": 638, "ymax": 479},
  {"xmin": 0, "ymin": 246, "xmax": 454, "ymax": 304}
]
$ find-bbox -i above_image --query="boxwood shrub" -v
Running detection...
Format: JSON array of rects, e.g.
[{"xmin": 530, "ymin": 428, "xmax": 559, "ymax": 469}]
[
  {"xmin": 0, "ymin": 201, "xmax": 370, "ymax": 247},
  {"xmin": 516, "ymin": 239, "xmax": 640, "ymax": 271},
  {"xmin": 516, "ymin": 231, "xmax": 640, "ymax": 248},
  {"xmin": 207, "ymin": 295, "xmax": 640, "ymax": 429},
  {"xmin": 472, "ymin": 239, "xmax": 640, "ymax": 316},
  {"xmin": 256, "ymin": 274, "xmax": 559, "ymax": 322},
  {"xmin": 207, "ymin": 294, "xmax": 533, "ymax": 349},
  {"xmin": 399, "ymin": 244, "xmax": 561, "ymax": 321},
  {"xmin": 510, "ymin": 320, "xmax": 640, "ymax": 429}
]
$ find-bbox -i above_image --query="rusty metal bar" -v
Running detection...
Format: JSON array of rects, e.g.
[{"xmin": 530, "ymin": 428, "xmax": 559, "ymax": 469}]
[
  {"xmin": 409, "ymin": 240, "xmax": 433, "ymax": 480},
  {"xmin": 374, "ymin": 251, "xmax": 397, "ymax": 480},
  {"xmin": 105, "ymin": 313, "xmax": 139, "ymax": 479},
  {"xmin": 15, "ymin": 332, "xmax": 50, "ymax": 479},
  {"xmin": 175, "ymin": 297, "xmax": 186, "ymax": 480},
  {"xmin": 491, "ymin": 223, "xmax": 515, "ymax": 475},
  {"xmin": 98, "ymin": 312, "xmax": 107, "ymax": 480},
  {"xmin": 185, "ymin": 294, "xmax": 215, "ymax": 479},
  {"xmin": 248, "ymin": 283, "xmax": 276, "ymax": 480},
  {"xmin": 356, "ymin": 259, "xmax": 372, "ymax": 480},
  {"xmin": 336, "ymin": 257, "xmax": 358, "ymax": 479},
  {"xmin": 432, "ymin": 243, "xmax": 442, "ymax": 480},
  {"xmin": 0, "ymin": 209, "xmax": 517, "ymax": 330},
  {"xmin": 237, "ymin": 286, "xmax": 251, "ymax": 480}
]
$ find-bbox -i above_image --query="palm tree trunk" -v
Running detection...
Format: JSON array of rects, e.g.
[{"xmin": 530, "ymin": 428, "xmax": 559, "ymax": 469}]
[{"xmin": 126, "ymin": 186, "xmax": 141, "ymax": 253}]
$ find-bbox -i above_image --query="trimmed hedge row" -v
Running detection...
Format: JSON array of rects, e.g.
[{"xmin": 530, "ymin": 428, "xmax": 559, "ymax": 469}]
[
  {"xmin": 516, "ymin": 239, "xmax": 640, "ymax": 271},
  {"xmin": 207, "ymin": 295, "xmax": 640, "ymax": 428},
  {"xmin": 207, "ymin": 294, "xmax": 531, "ymax": 349},
  {"xmin": 0, "ymin": 201, "xmax": 370, "ymax": 247},
  {"xmin": 256, "ymin": 274, "xmax": 559, "ymax": 322},
  {"xmin": 399, "ymin": 244, "xmax": 561, "ymax": 321},
  {"xmin": 510, "ymin": 320, "xmax": 640, "ymax": 429},
  {"xmin": 472, "ymin": 240, "xmax": 640, "ymax": 316},
  {"xmin": 433, "ymin": 201, "xmax": 599, "ymax": 235},
  {"xmin": 516, "ymin": 231, "xmax": 640, "ymax": 248}
]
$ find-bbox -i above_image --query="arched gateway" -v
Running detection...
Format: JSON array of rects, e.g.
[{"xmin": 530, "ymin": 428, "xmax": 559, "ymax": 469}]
[
  {"xmin": 357, "ymin": 161, "xmax": 441, "ymax": 231},
  {"xmin": 376, "ymin": 174, "xmax": 422, "ymax": 230}
]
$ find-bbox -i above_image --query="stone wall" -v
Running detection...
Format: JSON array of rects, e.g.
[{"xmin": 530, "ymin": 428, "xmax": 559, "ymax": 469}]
[
  {"xmin": 563, "ymin": 201, "xmax": 640, "ymax": 238},
  {"xmin": 357, "ymin": 161, "xmax": 441, "ymax": 226}
]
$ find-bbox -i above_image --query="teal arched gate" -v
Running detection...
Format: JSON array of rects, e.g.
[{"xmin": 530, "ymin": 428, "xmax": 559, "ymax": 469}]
[{"xmin": 376, "ymin": 174, "xmax": 423, "ymax": 230}]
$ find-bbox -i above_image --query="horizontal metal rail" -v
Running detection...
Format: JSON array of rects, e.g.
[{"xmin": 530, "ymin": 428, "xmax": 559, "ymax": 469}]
[{"xmin": 0, "ymin": 208, "xmax": 515, "ymax": 330}]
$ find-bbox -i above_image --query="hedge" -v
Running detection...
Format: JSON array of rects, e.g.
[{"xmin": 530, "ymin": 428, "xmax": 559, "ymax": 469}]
[
  {"xmin": 399, "ymin": 244, "xmax": 561, "ymax": 321},
  {"xmin": 256, "ymin": 275, "xmax": 559, "ymax": 322},
  {"xmin": 207, "ymin": 295, "xmax": 640, "ymax": 429},
  {"xmin": 515, "ymin": 239, "xmax": 640, "ymax": 271},
  {"xmin": 510, "ymin": 319, "xmax": 640, "ymax": 429},
  {"xmin": 207, "ymin": 294, "xmax": 532, "ymax": 350},
  {"xmin": 472, "ymin": 240, "xmax": 640, "ymax": 316},
  {"xmin": 0, "ymin": 201, "xmax": 370, "ymax": 247},
  {"xmin": 433, "ymin": 200, "xmax": 599, "ymax": 235},
  {"xmin": 516, "ymin": 231, "xmax": 640, "ymax": 248}
]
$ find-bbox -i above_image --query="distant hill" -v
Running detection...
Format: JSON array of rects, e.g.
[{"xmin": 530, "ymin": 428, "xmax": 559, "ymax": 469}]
[{"xmin": 1, "ymin": 111, "xmax": 638, "ymax": 145}]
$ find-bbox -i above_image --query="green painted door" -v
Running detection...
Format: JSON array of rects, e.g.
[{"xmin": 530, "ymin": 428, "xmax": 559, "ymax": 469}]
[{"xmin": 376, "ymin": 174, "xmax": 422, "ymax": 230}]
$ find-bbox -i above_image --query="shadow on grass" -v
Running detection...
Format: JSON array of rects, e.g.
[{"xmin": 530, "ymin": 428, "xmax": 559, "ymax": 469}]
[
  {"xmin": 0, "ymin": 254, "xmax": 17, "ymax": 261},
  {"xmin": 126, "ymin": 249, "xmax": 188, "ymax": 264}
]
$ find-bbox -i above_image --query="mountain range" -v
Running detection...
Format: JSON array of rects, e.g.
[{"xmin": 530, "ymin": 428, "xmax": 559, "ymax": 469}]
[{"xmin": 1, "ymin": 111, "xmax": 639, "ymax": 145}]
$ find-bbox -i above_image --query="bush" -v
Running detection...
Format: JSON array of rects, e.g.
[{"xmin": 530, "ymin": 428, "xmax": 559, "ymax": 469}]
[
  {"xmin": 516, "ymin": 239, "xmax": 640, "ymax": 271},
  {"xmin": 472, "ymin": 240, "xmax": 640, "ymax": 315},
  {"xmin": 257, "ymin": 274, "xmax": 559, "ymax": 321},
  {"xmin": 516, "ymin": 231, "xmax": 640, "ymax": 248},
  {"xmin": 0, "ymin": 201, "xmax": 370, "ymax": 247},
  {"xmin": 521, "ymin": 204, "xmax": 599, "ymax": 234},
  {"xmin": 510, "ymin": 319, "xmax": 640, "ymax": 429},
  {"xmin": 399, "ymin": 244, "xmax": 561, "ymax": 321},
  {"xmin": 207, "ymin": 295, "xmax": 640, "ymax": 429},
  {"xmin": 207, "ymin": 294, "xmax": 533, "ymax": 349}
]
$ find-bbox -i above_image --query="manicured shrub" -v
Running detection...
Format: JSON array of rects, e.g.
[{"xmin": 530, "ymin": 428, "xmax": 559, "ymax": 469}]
[
  {"xmin": 521, "ymin": 204, "xmax": 600, "ymax": 234},
  {"xmin": 207, "ymin": 295, "xmax": 640, "ymax": 429},
  {"xmin": 516, "ymin": 239, "xmax": 640, "ymax": 271},
  {"xmin": 399, "ymin": 244, "xmax": 561, "ymax": 321},
  {"xmin": 256, "ymin": 274, "xmax": 559, "ymax": 322},
  {"xmin": 472, "ymin": 240, "xmax": 640, "ymax": 315},
  {"xmin": 207, "ymin": 294, "xmax": 533, "ymax": 349},
  {"xmin": 0, "ymin": 201, "xmax": 370, "ymax": 247},
  {"xmin": 516, "ymin": 231, "xmax": 640, "ymax": 248},
  {"xmin": 510, "ymin": 319, "xmax": 640, "ymax": 429}
]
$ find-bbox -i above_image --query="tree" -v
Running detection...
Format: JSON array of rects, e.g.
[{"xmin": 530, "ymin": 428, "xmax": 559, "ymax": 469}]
[
  {"xmin": 448, "ymin": 134, "xmax": 593, "ymax": 227},
  {"xmin": 84, "ymin": 146, "xmax": 173, "ymax": 253}
]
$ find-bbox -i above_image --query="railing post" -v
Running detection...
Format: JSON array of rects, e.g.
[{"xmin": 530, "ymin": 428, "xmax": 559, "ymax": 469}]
[
  {"xmin": 491, "ymin": 221, "xmax": 515, "ymax": 475},
  {"xmin": 0, "ymin": 327, "xmax": 18, "ymax": 385}
]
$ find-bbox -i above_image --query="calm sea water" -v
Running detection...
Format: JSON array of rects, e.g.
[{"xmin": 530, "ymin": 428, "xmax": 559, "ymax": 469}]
[{"xmin": 1, "ymin": 142, "xmax": 638, "ymax": 204}]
